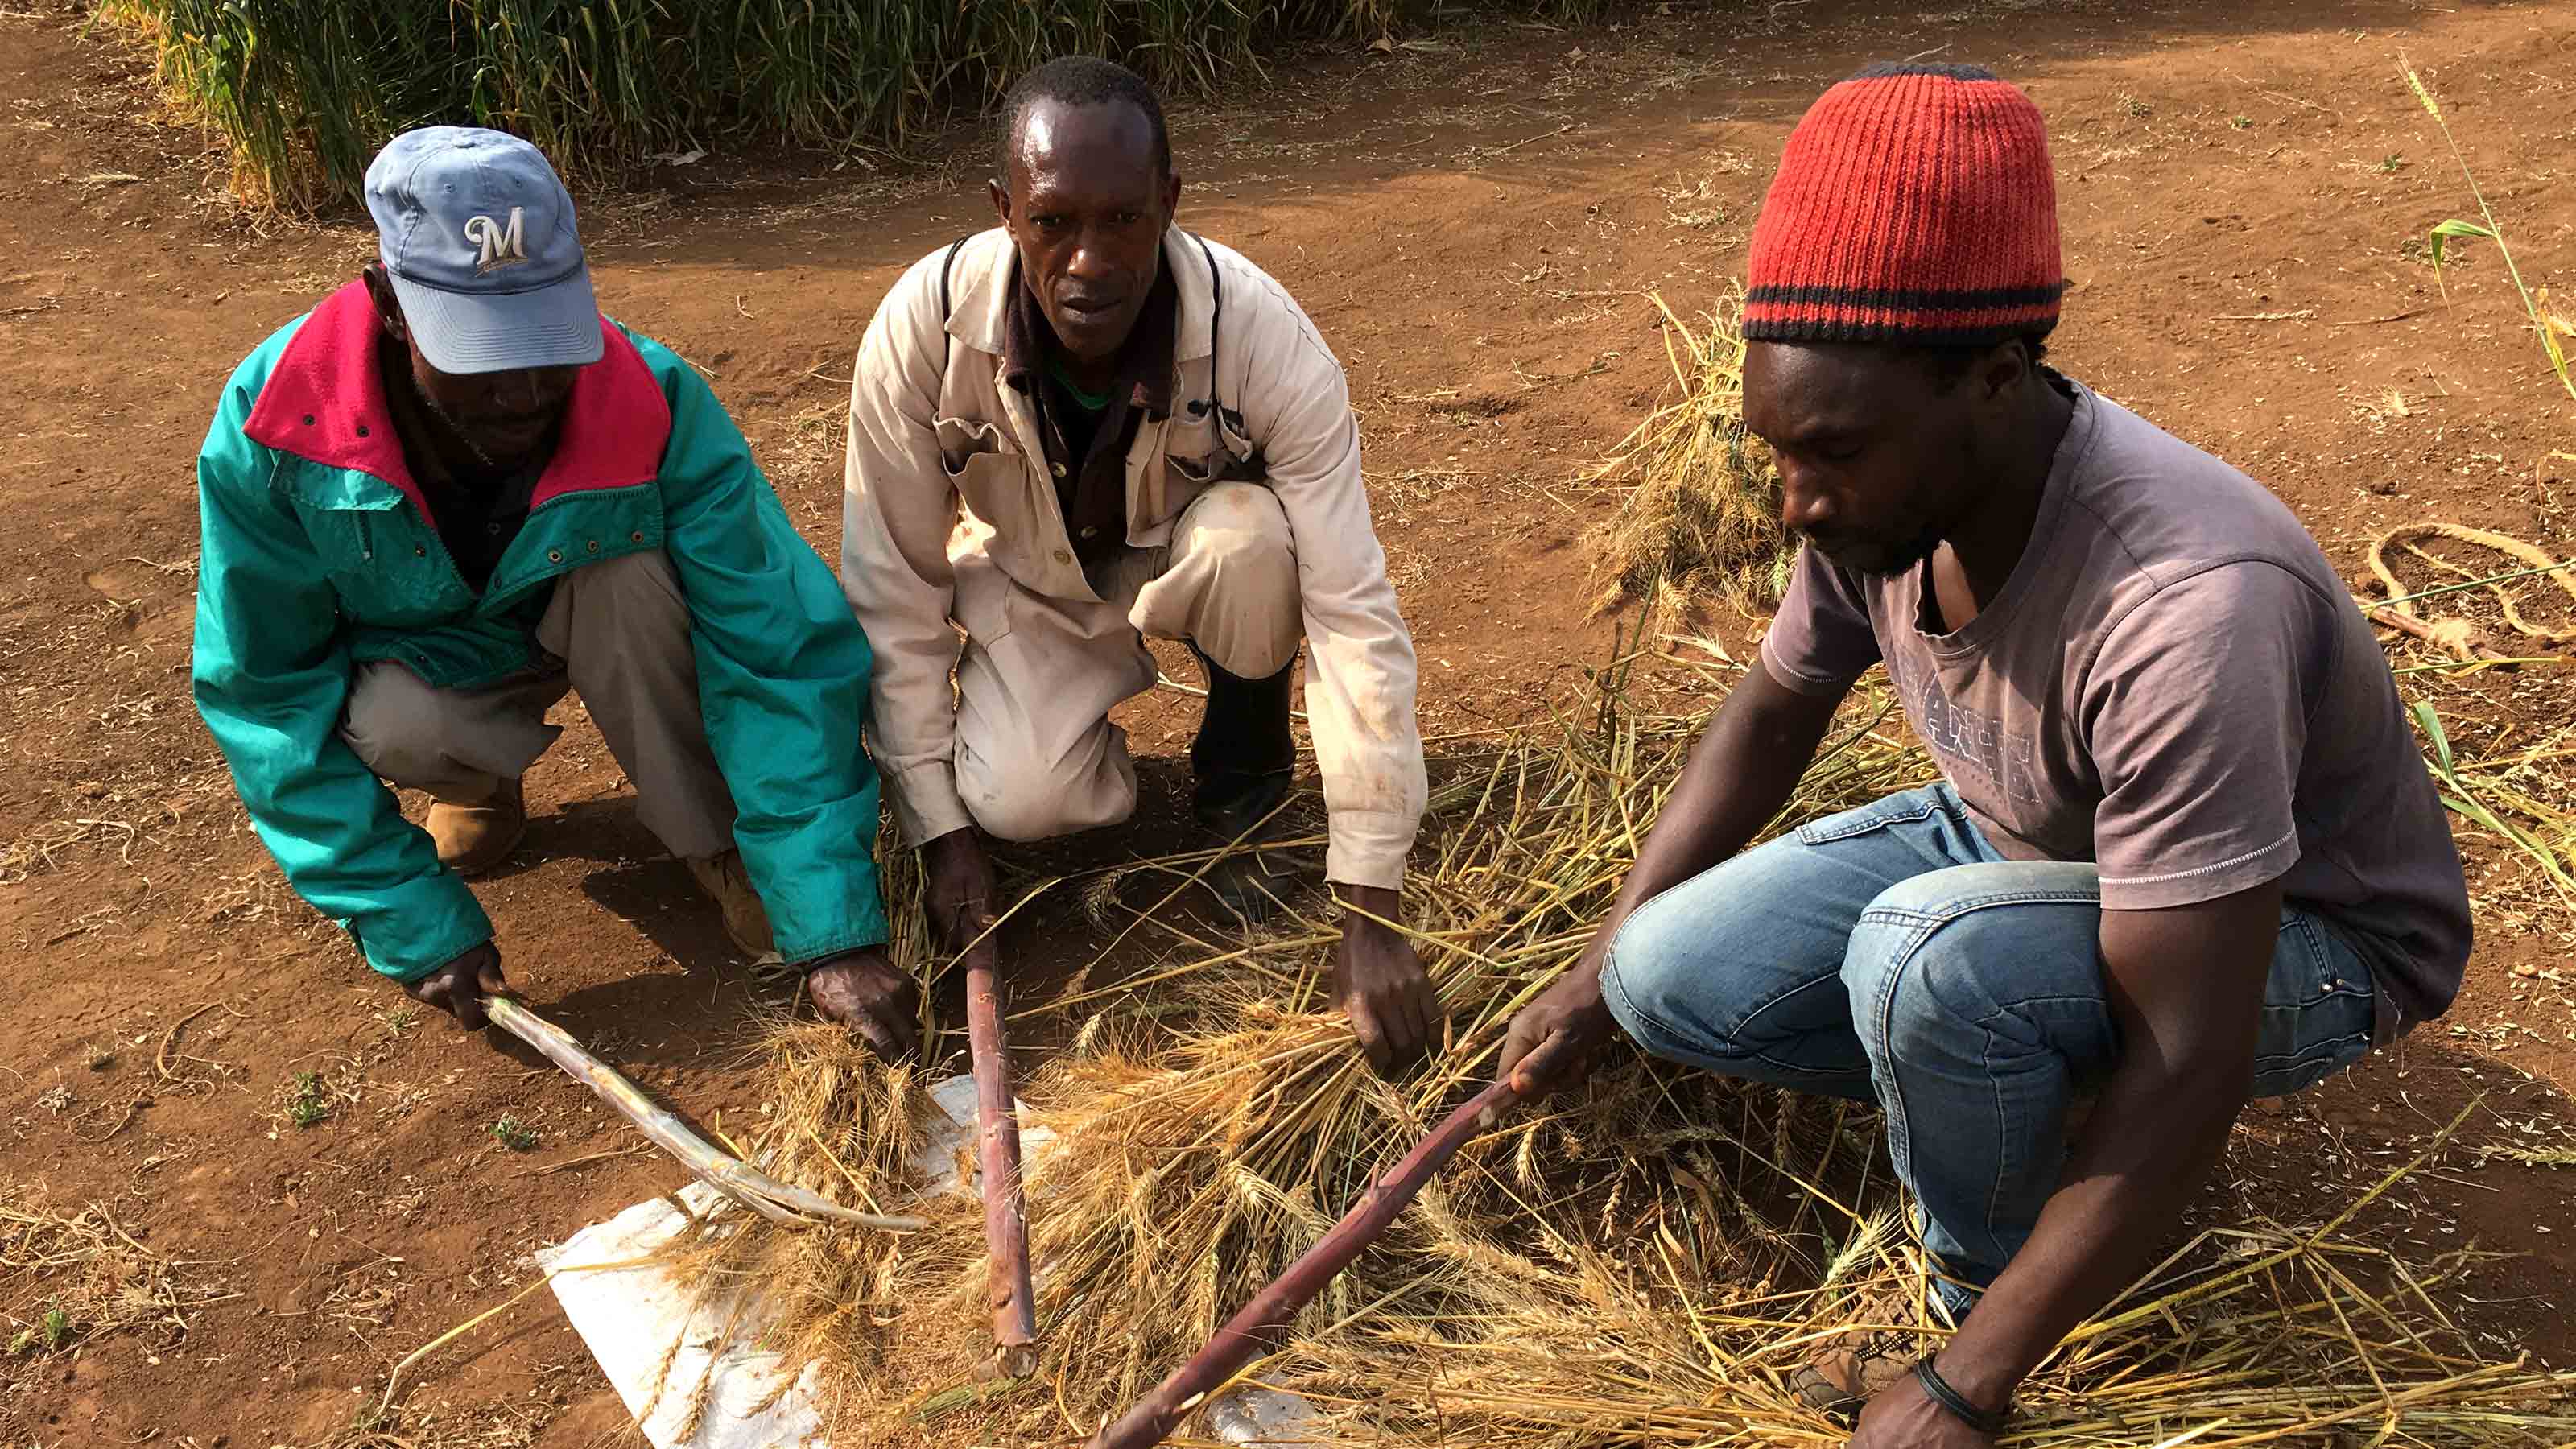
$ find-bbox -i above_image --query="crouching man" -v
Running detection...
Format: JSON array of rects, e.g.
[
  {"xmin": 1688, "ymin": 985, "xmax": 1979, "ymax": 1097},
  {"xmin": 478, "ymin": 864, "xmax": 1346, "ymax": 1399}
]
[
  {"xmin": 193, "ymin": 127, "xmax": 919, "ymax": 1052},
  {"xmin": 1498, "ymin": 64, "xmax": 2471, "ymax": 1446},
  {"xmin": 842, "ymin": 59, "xmax": 1439, "ymax": 1073}
]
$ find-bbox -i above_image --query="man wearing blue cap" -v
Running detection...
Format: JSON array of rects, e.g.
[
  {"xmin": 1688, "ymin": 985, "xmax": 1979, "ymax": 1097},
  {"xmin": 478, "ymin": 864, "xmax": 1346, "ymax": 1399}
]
[{"xmin": 192, "ymin": 126, "xmax": 922, "ymax": 1054}]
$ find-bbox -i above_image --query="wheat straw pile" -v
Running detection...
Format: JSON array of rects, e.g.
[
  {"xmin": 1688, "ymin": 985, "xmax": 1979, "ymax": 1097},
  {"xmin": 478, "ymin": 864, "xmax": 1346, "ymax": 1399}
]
[
  {"xmin": 669, "ymin": 663, "xmax": 2575, "ymax": 1447},
  {"xmin": 1585, "ymin": 290, "xmax": 1793, "ymax": 621}
]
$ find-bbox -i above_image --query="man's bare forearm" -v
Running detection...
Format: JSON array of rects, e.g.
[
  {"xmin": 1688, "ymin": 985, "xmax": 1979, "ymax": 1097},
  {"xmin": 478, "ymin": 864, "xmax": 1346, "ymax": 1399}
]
[{"xmin": 1932, "ymin": 1051, "xmax": 2245, "ymax": 1404}]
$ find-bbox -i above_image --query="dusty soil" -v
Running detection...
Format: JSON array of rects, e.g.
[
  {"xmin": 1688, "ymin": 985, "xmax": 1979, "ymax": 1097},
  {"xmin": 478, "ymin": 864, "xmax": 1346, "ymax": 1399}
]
[{"xmin": 3, "ymin": 0, "xmax": 2574, "ymax": 1444}]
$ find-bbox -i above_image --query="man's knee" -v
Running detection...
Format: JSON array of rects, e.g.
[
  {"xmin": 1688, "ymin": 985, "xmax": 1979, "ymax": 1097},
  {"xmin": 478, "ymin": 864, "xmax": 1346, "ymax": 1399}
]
[
  {"xmin": 1843, "ymin": 863, "xmax": 2103, "ymax": 1063},
  {"xmin": 1598, "ymin": 892, "xmax": 1704, "ymax": 1047},
  {"xmin": 954, "ymin": 739, "xmax": 1138, "ymax": 843},
  {"xmin": 340, "ymin": 663, "xmax": 459, "ymax": 784},
  {"xmin": 1146, "ymin": 483, "xmax": 1299, "ymax": 679},
  {"xmin": 540, "ymin": 547, "xmax": 690, "ymax": 658}
]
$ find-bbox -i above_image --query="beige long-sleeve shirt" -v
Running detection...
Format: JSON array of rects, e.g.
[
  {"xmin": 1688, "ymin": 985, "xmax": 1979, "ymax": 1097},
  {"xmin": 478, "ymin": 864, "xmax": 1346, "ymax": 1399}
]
[{"xmin": 840, "ymin": 226, "xmax": 1426, "ymax": 890}]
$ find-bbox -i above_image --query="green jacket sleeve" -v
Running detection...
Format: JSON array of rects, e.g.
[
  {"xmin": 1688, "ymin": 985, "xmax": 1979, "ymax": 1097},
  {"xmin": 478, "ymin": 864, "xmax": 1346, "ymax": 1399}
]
[
  {"xmin": 637, "ymin": 331, "xmax": 890, "ymax": 960},
  {"xmin": 189, "ymin": 345, "xmax": 494, "ymax": 981}
]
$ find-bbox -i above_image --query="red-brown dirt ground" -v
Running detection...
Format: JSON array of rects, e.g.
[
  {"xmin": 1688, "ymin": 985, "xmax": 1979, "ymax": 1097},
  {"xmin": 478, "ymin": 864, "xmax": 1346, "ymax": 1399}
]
[{"xmin": 2, "ymin": 1, "xmax": 2572, "ymax": 1444}]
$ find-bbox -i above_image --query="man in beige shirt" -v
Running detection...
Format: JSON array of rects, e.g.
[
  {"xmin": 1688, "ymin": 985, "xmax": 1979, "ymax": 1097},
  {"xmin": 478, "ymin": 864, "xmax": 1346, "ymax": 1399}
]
[{"xmin": 840, "ymin": 57, "xmax": 1436, "ymax": 1072}]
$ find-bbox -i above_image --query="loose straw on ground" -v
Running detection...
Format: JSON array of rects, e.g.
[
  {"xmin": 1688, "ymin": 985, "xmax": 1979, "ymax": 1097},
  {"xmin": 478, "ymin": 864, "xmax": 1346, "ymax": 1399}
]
[{"xmin": 665, "ymin": 659, "xmax": 2573, "ymax": 1448}]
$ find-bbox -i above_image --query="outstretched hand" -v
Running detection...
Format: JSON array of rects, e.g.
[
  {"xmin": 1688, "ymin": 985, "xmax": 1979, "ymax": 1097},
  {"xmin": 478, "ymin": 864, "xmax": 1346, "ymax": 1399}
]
[{"xmin": 1334, "ymin": 885, "xmax": 1440, "ymax": 1078}]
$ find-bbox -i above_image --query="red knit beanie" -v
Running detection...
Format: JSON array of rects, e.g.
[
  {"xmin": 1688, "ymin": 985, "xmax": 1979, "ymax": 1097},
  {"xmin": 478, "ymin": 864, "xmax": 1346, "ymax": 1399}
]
[{"xmin": 1744, "ymin": 62, "xmax": 2063, "ymax": 346}]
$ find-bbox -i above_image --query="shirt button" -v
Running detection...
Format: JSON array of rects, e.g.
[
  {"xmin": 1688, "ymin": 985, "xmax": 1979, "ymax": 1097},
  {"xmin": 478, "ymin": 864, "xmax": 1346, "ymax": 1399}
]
[
  {"xmin": 301, "ymin": 414, "xmax": 315, "ymax": 426},
  {"xmin": 585, "ymin": 539, "xmax": 600, "ymax": 553},
  {"xmin": 1053, "ymin": 548, "xmax": 1071, "ymax": 564},
  {"xmin": 355, "ymin": 424, "xmax": 370, "ymax": 438},
  {"xmin": 1051, "ymin": 462, "xmax": 1067, "ymax": 479},
  {"xmin": 1080, "ymin": 526, "xmax": 1098, "ymax": 539},
  {"xmin": 630, "ymin": 530, "xmax": 644, "ymax": 543},
  {"xmin": 414, "ymin": 546, "xmax": 425, "ymax": 557},
  {"xmin": 547, "ymin": 549, "xmax": 564, "ymax": 563},
  {"xmin": 487, "ymin": 522, "xmax": 502, "ymax": 535}
]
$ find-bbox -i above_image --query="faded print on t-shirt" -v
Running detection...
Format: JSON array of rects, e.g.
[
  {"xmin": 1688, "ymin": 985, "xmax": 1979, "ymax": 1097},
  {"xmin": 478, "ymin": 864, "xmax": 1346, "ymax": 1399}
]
[
  {"xmin": 1758, "ymin": 378, "xmax": 2471, "ymax": 1037},
  {"xmin": 1888, "ymin": 652, "xmax": 2046, "ymax": 811}
]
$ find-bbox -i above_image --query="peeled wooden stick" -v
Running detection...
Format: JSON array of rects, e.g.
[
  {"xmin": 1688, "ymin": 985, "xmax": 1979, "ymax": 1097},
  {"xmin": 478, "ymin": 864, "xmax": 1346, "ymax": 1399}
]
[
  {"xmin": 1085, "ymin": 1034, "xmax": 1579, "ymax": 1449},
  {"xmin": 484, "ymin": 995, "xmax": 927, "ymax": 1232},
  {"xmin": 964, "ymin": 945, "xmax": 1039, "ymax": 1378}
]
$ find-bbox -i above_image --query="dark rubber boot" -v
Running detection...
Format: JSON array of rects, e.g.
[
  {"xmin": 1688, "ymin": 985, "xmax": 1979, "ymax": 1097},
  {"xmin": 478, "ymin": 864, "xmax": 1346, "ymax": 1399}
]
[{"xmin": 1189, "ymin": 645, "xmax": 1297, "ymax": 920}]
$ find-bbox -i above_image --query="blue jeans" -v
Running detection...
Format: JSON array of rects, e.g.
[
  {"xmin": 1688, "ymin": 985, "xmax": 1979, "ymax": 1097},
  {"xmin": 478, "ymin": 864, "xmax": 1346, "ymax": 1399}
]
[{"xmin": 1600, "ymin": 785, "xmax": 2377, "ymax": 1312}]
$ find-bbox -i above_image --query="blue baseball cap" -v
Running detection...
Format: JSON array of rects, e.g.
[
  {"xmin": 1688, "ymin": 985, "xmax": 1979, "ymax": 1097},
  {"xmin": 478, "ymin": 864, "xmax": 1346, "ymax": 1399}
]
[{"xmin": 363, "ymin": 126, "xmax": 603, "ymax": 374}]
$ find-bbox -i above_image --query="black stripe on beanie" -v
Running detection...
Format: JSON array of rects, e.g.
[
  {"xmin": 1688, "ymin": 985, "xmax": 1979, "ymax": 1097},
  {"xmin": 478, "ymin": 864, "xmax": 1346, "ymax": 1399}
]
[
  {"xmin": 1849, "ymin": 60, "xmax": 2000, "ymax": 82},
  {"xmin": 1741, "ymin": 315, "xmax": 2062, "ymax": 347},
  {"xmin": 1746, "ymin": 281, "xmax": 2069, "ymax": 310}
]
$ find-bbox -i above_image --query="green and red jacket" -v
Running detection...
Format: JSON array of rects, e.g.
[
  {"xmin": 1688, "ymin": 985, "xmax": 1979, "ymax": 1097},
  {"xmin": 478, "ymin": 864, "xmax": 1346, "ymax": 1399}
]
[{"xmin": 191, "ymin": 280, "xmax": 887, "ymax": 980}]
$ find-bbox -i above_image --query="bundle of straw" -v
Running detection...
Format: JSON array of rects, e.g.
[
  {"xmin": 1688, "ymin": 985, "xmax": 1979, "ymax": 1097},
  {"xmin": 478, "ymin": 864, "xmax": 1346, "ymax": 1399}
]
[
  {"xmin": 1583, "ymin": 289, "xmax": 1791, "ymax": 621},
  {"xmin": 679, "ymin": 660, "xmax": 2575, "ymax": 1448},
  {"xmin": 746, "ymin": 663, "xmax": 1937, "ymax": 1440}
]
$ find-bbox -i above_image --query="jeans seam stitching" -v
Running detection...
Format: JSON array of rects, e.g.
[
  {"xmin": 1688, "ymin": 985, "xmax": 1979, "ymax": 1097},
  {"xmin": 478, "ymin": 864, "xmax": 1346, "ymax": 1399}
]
[
  {"xmin": 1860, "ymin": 887, "xmax": 2103, "ymax": 926},
  {"xmin": 1868, "ymin": 914, "xmax": 1942, "ymax": 1237}
]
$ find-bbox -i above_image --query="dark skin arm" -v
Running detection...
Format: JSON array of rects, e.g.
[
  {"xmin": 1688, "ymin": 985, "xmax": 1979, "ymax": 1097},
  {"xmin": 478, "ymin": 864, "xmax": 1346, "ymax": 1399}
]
[
  {"xmin": 1332, "ymin": 884, "xmax": 1439, "ymax": 1077},
  {"xmin": 1850, "ymin": 881, "xmax": 2283, "ymax": 1449},
  {"xmin": 1499, "ymin": 660, "xmax": 1846, "ymax": 1087}
]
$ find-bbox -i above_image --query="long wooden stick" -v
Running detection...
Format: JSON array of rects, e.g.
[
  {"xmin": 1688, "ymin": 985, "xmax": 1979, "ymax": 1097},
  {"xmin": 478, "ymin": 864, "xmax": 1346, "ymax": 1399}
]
[
  {"xmin": 1085, "ymin": 1034, "xmax": 1578, "ymax": 1449},
  {"xmin": 484, "ymin": 995, "xmax": 927, "ymax": 1232},
  {"xmin": 965, "ymin": 947, "xmax": 1039, "ymax": 1378}
]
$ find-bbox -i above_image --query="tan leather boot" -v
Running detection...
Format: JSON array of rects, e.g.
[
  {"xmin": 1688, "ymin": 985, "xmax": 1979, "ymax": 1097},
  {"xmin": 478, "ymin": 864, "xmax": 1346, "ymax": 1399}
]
[
  {"xmin": 686, "ymin": 848, "xmax": 777, "ymax": 960},
  {"xmin": 427, "ymin": 778, "xmax": 526, "ymax": 877},
  {"xmin": 1790, "ymin": 1286, "xmax": 1934, "ymax": 1419}
]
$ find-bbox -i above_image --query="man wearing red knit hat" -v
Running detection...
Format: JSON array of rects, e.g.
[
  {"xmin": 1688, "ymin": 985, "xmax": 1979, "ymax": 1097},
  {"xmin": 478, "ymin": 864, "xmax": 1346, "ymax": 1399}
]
[{"xmin": 1501, "ymin": 63, "xmax": 2470, "ymax": 1445}]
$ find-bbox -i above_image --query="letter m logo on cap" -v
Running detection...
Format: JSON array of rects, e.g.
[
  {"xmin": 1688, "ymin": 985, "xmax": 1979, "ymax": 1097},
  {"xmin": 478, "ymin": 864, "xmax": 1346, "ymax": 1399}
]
[{"xmin": 464, "ymin": 208, "xmax": 530, "ymax": 274}]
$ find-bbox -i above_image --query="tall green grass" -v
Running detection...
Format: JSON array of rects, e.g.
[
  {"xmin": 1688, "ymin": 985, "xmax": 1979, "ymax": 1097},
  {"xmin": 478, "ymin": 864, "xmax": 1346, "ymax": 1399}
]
[{"xmin": 106, "ymin": 0, "xmax": 1606, "ymax": 211}]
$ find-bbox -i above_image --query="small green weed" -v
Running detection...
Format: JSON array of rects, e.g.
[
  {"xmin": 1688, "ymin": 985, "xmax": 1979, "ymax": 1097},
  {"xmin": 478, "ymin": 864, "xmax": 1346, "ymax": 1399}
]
[
  {"xmin": 2378, "ymin": 152, "xmax": 2409, "ymax": 172},
  {"xmin": 2230, "ymin": 114, "xmax": 2253, "ymax": 130},
  {"xmin": 2121, "ymin": 93, "xmax": 2153, "ymax": 118},
  {"xmin": 12, "ymin": 1307, "xmax": 76, "ymax": 1354},
  {"xmin": 287, "ymin": 1070, "xmax": 331, "ymax": 1128},
  {"xmin": 489, "ymin": 1116, "xmax": 539, "ymax": 1152}
]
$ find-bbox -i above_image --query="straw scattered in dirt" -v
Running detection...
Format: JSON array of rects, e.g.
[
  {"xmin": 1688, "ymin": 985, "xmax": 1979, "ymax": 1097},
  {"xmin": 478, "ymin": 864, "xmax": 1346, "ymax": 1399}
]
[{"xmin": 0, "ymin": 1185, "xmax": 230, "ymax": 1356}]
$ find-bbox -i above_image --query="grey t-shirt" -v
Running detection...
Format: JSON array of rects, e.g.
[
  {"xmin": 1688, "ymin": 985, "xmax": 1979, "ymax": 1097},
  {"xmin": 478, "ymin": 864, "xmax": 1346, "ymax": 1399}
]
[{"xmin": 1760, "ymin": 378, "xmax": 2471, "ymax": 1038}]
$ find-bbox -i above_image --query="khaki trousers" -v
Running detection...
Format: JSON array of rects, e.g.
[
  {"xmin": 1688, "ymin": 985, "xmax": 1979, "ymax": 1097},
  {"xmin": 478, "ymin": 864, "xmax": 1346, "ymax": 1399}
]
[
  {"xmin": 952, "ymin": 481, "xmax": 1300, "ymax": 841},
  {"xmin": 337, "ymin": 550, "xmax": 737, "ymax": 860}
]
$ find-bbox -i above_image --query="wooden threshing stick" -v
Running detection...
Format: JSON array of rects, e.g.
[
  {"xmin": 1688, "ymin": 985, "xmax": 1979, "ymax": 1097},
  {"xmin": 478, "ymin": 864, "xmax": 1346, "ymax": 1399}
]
[
  {"xmin": 485, "ymin": 995, "xmax": 927, "ymax": 1232},
  {"xmin": 965, "ymin": 940, "xmax": 1041, "ymax": 1377}
]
